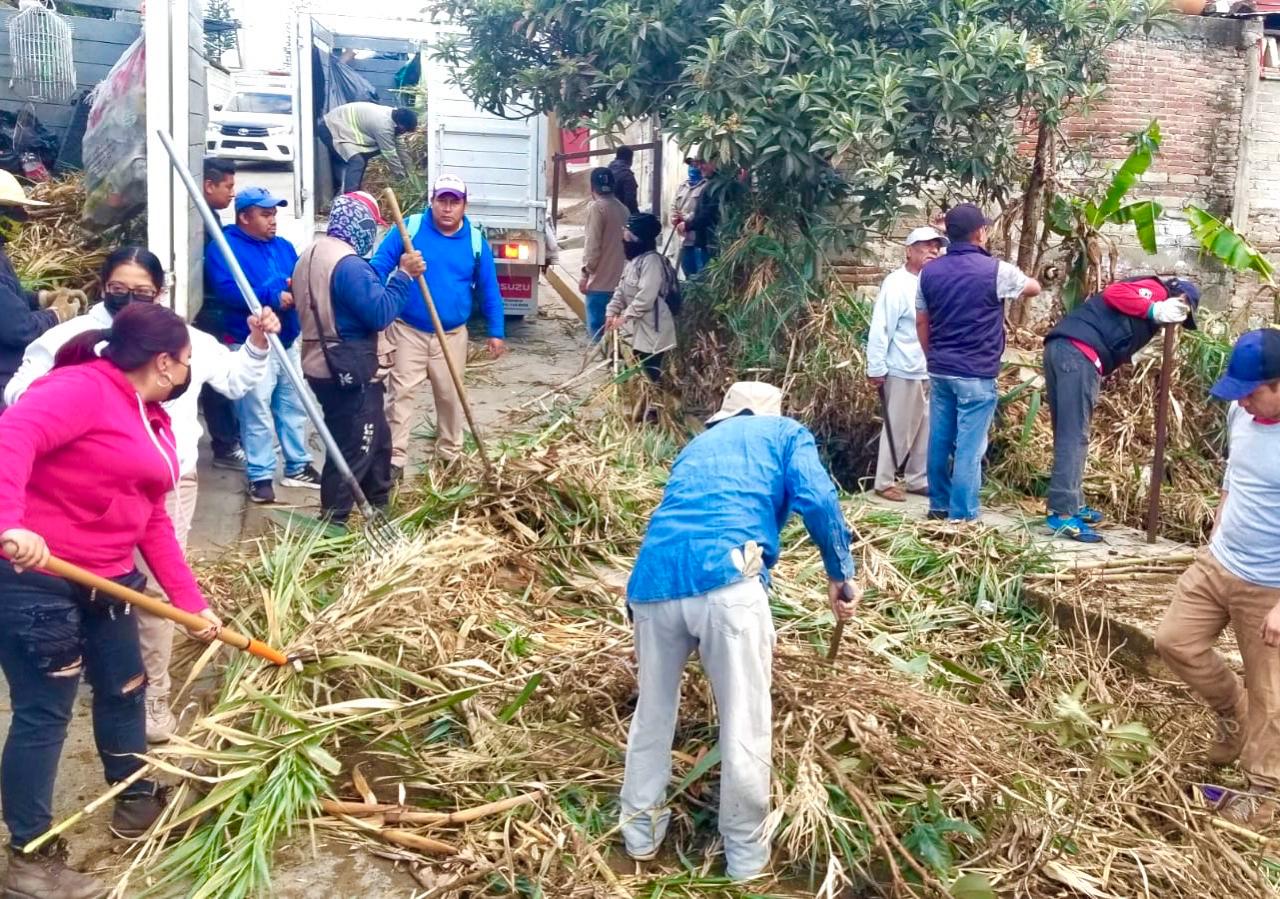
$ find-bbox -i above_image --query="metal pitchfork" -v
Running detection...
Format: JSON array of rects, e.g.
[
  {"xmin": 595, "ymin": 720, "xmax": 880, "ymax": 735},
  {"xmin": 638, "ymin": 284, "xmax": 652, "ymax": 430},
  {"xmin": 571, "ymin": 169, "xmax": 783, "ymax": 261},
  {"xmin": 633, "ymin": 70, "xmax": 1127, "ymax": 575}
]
[{"xmin": 157, "ymin": 130, "xmax": 404, "ymax": 554}]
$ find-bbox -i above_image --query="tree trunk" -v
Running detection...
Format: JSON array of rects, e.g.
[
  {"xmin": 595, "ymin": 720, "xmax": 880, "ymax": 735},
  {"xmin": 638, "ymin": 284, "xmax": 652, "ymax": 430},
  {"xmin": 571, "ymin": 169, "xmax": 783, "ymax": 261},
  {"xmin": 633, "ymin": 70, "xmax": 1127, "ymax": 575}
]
[{"xmin": 1011, "ymin": 117, "xmax": 1051, "ymax": 327}]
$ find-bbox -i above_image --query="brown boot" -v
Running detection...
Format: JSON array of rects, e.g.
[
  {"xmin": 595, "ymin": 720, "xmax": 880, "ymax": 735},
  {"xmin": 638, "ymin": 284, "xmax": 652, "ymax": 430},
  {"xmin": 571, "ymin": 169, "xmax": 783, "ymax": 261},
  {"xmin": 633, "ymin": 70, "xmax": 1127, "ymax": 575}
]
[
  {"xmin": 1208, "ymin": 693, "xmax": 1248, "ymax": 765},
  {"xmin": 4, "ymin": 839, "xmax": 106, "ymax": 899},
  {"xmin": 110, "ymin": 786, "xmax": 172, "ymax": 840}
]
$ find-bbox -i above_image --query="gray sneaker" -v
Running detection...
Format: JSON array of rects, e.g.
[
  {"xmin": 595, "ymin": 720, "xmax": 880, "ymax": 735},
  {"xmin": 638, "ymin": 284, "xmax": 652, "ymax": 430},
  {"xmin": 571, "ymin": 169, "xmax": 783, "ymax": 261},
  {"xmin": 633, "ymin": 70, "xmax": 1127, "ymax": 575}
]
[
  {"xmin": 4, "ymin": 839, "xmax": 106, "ymax": 899},
  {"xmin": 145, "ymin": 696, "xmax": 177, "ymax": 744}
]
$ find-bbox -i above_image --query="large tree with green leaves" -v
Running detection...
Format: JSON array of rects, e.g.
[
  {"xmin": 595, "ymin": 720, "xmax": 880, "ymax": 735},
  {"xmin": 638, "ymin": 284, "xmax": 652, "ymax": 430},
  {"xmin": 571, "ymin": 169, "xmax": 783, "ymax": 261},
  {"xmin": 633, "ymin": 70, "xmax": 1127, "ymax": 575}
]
[{"xmin": 437, "ymin": 0, "xmax": 1164, "ymax": 382}]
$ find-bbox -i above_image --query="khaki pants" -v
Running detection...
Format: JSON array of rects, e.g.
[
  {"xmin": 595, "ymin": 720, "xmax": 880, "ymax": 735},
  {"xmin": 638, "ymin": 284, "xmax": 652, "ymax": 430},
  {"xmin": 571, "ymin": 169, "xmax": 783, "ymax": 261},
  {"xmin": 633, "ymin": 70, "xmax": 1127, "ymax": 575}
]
[
  {"xmin": 137, "ymin": 469, "xmax": 199, "ymax": 701},
  {"xmin": 1156, "ymin": 549, "xmax": 1280, "ymax": 788},
  {"xmin": 383, "ymin": 320, "xmax": 469, "ymax": 466},
  {"xmin": 620, "ymin": 578, "xmax": 776, "ymax": 879},
  {"xmin": 874, "ymin": 376, "xmax": 930, "ymax": 492}
]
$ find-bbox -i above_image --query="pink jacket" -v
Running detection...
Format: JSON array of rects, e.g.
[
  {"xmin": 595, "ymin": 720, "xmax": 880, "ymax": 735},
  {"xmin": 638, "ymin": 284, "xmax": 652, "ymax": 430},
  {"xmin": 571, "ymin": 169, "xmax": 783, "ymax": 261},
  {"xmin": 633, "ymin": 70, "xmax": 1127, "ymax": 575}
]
[{"xmin": 0, "ymin": 359, "xmax": 207, "ymax": 613}]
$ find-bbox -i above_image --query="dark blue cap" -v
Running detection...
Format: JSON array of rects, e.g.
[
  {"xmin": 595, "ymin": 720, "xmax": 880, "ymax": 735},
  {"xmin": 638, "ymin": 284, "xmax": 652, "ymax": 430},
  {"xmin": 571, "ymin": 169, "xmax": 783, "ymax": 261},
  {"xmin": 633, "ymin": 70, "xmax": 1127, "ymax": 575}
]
[
  {"xmin": 234, "ymin": 187, "xmax": 288, "ymax": 212},
  {"xmin": 1211, "ymin": 328, "xmax": 1280, "ymax": 401},
  {"xmin": 1166, "ymin": 278, "xmax": 1200, "ymax": 331},
  {"xmin": 944, "ymin": 203, "xmax": 991, "ymax": 242}
]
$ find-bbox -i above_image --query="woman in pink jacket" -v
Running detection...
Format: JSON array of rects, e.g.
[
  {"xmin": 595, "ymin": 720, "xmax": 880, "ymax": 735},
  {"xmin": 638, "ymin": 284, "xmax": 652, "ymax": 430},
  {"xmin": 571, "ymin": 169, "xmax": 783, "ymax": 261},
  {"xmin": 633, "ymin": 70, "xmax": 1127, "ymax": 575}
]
[{"xmin": 0, "ymin": 302, "xmax": 221, "ymax": 899}]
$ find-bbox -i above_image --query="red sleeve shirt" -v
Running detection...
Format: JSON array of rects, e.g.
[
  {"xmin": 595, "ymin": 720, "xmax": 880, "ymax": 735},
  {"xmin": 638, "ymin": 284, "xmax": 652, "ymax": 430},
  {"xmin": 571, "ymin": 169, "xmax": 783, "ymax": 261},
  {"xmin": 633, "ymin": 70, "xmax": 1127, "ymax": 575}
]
[{"xmin": 1068, "ymin": 278, "xmax": 1169, "ymax": 373}]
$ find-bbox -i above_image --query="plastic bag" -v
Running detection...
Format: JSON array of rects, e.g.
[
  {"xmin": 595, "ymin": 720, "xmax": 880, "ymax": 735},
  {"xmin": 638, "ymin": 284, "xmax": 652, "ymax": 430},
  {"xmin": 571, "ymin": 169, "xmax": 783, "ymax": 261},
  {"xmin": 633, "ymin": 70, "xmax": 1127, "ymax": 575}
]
[{"xmin": 81, "ymin": 36, "xmax": 146, "ymax": 229}]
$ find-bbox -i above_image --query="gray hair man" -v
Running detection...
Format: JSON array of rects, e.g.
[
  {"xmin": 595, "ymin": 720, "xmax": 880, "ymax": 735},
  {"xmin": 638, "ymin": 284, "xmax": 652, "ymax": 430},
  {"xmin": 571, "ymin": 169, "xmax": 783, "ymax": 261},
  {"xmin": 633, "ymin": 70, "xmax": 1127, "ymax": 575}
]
[{"xmin": 866, "ymin": 226, "xmax": 947, "ymax": 501}]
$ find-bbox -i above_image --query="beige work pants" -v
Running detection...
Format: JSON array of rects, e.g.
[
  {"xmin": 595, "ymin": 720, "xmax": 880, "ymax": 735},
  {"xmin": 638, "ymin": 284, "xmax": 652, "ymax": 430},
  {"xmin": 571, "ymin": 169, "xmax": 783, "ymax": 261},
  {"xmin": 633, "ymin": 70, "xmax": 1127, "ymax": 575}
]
[
  {"xmin": 874, "ymin": 376, "xmax": 930, "ymax": 492},
  {"xmin": 137, "ymin": 469, "xmax": 199, "ymax": 700},
  {"xmin": 383, "ymin": 320, "xmax": 469, "ymax": 466},
  {"xmin": 1156, "ymin": 549, "xmax": 1280, "ymax": 788}
]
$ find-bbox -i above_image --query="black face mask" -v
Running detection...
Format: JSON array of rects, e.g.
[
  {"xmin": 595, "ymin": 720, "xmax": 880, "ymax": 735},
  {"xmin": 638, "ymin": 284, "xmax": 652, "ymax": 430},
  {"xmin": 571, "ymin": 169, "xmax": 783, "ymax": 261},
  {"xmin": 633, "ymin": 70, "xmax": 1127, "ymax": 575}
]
[
  {"xmin": 165, "ymin": 365, "xmax": 192, "ymax": 403},
  {"xmin": 104, "ymin": 290, "xmax": 157, "ymax": 317},
  {"xmin": 624, "ymin": 241, "xmax": 647, "ymax": 261}
]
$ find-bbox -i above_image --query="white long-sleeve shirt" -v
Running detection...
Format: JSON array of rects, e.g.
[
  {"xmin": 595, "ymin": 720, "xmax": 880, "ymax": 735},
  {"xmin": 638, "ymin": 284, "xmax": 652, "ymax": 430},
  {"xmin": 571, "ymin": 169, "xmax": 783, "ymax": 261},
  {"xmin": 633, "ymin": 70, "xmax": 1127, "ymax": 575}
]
[
  {"xmin": 866, "ymin": 266, "xmax": 927, "ymax": 380},
  {"xmin": 5, "ymin": 303, "xmax": 269, "ymax": 474}
]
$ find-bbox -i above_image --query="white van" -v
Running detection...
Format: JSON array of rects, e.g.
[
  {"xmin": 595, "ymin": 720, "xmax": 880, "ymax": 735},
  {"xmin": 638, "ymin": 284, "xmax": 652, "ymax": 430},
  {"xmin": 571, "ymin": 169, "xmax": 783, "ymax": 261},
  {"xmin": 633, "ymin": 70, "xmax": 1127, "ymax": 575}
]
[{"xmin": 206, "ymin": 76, "xmax": 297, "ymax": 167}]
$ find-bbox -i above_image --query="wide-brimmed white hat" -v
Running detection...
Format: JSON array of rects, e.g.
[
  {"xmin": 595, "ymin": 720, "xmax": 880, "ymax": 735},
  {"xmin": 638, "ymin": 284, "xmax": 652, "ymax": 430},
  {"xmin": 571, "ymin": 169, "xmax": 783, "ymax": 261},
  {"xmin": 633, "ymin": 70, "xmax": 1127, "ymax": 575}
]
[
  {"xmin": 905, "ymin": 225, "xmax": 947, "ymax": 247},
  {"xmin": 0, "ymin": 170, "xmax": 46, "ymax": 207},
  {"xmin": 706, "ymin": 381, "xmax": 783, "ymax": 425}
]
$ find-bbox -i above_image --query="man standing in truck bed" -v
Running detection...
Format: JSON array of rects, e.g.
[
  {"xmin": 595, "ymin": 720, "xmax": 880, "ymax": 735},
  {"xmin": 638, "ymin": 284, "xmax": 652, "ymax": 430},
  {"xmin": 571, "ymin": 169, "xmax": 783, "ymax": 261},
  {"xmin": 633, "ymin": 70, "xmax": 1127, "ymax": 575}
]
[{"xmin": 319, "ymin": 102, "xmax": 419, "ymax": 194}]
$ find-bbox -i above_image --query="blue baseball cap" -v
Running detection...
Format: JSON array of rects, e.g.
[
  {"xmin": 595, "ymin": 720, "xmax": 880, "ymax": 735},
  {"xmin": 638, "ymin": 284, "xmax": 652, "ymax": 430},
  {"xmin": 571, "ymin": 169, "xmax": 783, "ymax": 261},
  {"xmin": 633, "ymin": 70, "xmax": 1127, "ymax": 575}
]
[
  {"xmin": 1210, "ymin": 328, "xmax": 1280, "ymax": 401},
  {"xmin": 234, "ymin": 187, "xmax": 288, "ymax": 212},
  {"xmin": 1165, "ymin": 278, "xmax": 1200, "ymax": 331}
]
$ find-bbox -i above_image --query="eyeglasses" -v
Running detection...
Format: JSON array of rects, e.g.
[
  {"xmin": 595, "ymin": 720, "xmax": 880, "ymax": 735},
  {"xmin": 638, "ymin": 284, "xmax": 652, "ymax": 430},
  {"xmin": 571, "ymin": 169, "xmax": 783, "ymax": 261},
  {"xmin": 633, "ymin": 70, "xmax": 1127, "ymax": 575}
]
[{"xmin": 103, "ymin": 284, "xmax": 159, "ymax": 302}]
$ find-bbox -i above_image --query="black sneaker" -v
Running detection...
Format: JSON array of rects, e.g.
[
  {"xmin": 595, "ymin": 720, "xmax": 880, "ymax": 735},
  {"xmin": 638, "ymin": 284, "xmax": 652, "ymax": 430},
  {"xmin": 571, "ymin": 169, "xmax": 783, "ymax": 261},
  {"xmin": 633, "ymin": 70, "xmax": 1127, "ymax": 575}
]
[
  {"xmin": 390, "ymin": 464, "xmax": 404, "ymax": 484},
  {"xmin": 281, "ymin": 465, "xmax": 322, "ymax": 489},
  {"xmin": 210, "ymin": 447, "xmax": 246, "ymax": 470},
  {"xmin": 926, "ymin": 509, "xmax": 948, "ymax": 520},
  {"xmin": 249, "ymin": 479, "xmax": 276, "ymax": 504}
]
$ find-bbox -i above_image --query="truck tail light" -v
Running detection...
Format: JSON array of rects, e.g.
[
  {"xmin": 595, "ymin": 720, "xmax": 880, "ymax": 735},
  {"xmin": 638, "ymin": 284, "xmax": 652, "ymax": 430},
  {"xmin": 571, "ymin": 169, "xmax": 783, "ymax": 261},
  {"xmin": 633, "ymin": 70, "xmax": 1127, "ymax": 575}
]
[{"xmin": 499, "ymin": 242, "xmax": 531, "ymax": 261}]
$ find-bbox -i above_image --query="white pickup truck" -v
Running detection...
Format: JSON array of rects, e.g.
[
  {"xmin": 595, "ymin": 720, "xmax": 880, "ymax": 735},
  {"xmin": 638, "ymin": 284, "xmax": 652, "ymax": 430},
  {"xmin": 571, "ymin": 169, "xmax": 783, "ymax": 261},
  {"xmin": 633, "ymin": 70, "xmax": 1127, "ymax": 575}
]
[{"xmin": 279, "ymin": 10, "xmax": 549, "ymax": 319}]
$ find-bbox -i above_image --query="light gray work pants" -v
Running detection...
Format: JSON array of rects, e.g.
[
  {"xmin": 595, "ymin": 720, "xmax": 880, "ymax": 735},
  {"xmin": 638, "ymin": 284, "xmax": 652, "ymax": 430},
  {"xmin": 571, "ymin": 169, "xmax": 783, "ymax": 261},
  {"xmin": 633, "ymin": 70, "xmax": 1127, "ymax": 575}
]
[{"xmin": 620, "ymin": 577, "xmax": 776, "ymax": 879}]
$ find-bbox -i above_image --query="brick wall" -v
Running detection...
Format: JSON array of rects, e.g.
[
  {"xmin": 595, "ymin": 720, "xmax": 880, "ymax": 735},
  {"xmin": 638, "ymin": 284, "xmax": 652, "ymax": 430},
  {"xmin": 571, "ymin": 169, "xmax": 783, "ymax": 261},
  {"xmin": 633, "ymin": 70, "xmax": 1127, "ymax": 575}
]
[{"xmin": 1247, "ymin": 79, "xmax": 1280, "ymax": 253}]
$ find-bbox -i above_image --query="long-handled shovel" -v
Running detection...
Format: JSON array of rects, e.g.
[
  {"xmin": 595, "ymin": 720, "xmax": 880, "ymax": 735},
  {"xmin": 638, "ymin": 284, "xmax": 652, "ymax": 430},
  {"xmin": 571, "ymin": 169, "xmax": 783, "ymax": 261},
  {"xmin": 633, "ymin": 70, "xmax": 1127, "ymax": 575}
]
[
  {"xmin": 382, "ymin": 188, "xmax": 494, "ymax": 483},
  {"xmin": 39, "ymin": 554, "xmax": 290, "ymax": 666},
  {"xmin": 157, "ymin": 130, "xmax": 403, "ymax": 553},
  {"xmin": 1145, "ymin": 324, "xmax": 1179, "ymax": 543}
]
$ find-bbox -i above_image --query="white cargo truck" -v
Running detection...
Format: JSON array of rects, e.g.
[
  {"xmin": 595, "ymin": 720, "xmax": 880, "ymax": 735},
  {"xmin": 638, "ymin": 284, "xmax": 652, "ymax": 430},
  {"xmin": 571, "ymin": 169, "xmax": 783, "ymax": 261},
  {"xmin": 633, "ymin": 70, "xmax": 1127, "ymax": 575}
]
[{"xmin": 282, "ymin": 10, "xmax": 549, "ymax": 319}]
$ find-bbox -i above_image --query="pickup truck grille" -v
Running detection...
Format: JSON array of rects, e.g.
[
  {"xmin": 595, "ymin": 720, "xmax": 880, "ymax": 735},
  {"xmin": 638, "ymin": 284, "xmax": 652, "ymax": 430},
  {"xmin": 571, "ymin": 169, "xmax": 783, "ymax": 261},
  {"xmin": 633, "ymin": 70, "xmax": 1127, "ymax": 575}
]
[{"xmin": 220, "ymin": 124, "xmax": 269, "ymax": 137}]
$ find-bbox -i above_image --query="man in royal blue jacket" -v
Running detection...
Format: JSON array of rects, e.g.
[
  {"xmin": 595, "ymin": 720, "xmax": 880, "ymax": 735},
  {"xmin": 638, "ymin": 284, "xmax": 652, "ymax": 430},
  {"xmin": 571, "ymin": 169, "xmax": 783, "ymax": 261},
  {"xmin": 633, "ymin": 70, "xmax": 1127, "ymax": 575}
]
[
  {"xmin": 619, "ymin": 382, "xmax": 860, "ymax": 881},
  {"xmin": 205, "ymin": 187, "xmax": 318, "ymax": 504},
  {"xmin": 369, "ymin": 174, "xmax": 505, "ymax": 477}
]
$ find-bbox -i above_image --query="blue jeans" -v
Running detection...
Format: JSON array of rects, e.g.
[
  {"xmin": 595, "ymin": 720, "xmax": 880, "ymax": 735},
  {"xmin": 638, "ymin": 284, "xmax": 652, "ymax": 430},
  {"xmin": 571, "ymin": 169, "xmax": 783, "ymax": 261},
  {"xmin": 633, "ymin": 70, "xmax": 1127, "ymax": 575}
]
[
  {"xmin": 926, "ymin": 375, "xmax": 998, "ymax": 520},
  {"xmin": 236, "ymin": 342, "xmax": 312, "ymax": 483},
  {"xmin": 585, "ymin": 290, "xmax": 613, "ymax": 343},
  {"xmin": 0, "ymin": 563, "xmax": 156, "ymax": 847},
  {"xmin": 680, "ymin": 246, "xmax": 705, "ymax": 277}
]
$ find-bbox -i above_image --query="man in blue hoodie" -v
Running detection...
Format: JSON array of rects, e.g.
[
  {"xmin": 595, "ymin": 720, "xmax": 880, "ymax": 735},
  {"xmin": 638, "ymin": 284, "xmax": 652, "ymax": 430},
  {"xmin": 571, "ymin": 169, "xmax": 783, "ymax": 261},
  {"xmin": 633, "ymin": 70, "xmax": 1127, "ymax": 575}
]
[
  {"xmin": 205, "ymin": 187, "xmax": 319, "ymax": 504},
  {"xmin": 369, "ymin": 174, "xmax": 505, "ymax": 477}
]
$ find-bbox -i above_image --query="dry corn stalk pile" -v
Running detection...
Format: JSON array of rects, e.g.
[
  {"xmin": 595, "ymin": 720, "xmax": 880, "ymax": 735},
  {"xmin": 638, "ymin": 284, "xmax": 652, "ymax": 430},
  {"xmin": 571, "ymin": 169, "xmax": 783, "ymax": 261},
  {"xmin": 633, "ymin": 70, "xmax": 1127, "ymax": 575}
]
[
  {"xmin": 107, "ymin": 404, "xmax": 1278, "ymax": 898},
  {"xmin": 8, "ymin": 174, "xmax": 122, "ymax": 292}
]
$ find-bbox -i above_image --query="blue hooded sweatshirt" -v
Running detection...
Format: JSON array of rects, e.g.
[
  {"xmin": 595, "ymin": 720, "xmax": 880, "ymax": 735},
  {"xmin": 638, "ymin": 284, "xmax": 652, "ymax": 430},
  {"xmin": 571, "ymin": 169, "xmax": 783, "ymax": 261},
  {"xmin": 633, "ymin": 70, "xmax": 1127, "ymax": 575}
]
[
  {"xmin": 205, "ymin": 224, "xmax": 301, "ymax": 347},
  {"xmin": 368, "ymin": 213, "xmax": 504, "ymax": 339}
]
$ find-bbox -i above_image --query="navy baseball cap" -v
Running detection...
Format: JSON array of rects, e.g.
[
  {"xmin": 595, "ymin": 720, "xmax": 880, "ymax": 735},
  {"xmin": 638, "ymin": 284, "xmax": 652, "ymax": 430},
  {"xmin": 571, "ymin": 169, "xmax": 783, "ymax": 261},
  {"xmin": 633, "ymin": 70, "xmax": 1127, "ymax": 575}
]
[
  {"xmin": 944, "ymin": 203, "xmax": 992, "ymax": 241},
  {"xmin": 234, "ymin": 187, "xmax": 287, "ymax": 212},
  {"xmin": 1210, "ymin": 328, "xmax": 1280, "ymax": 401},
  {"xmin": 1166, "ymin": 278, "xmax": 1200, "ymax": 331}
]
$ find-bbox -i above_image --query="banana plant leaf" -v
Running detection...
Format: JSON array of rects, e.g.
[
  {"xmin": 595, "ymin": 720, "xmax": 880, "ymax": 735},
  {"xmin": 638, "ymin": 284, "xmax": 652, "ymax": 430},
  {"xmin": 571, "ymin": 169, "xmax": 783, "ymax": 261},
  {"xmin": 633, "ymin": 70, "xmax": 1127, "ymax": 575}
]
[
  {"xmin": 1090, "ymin": 120, "xmax": 1161, "ymax": 227},
  {"xmin": 1112, "ymin": 200, "xmax": 1163, "ymax": 255},
  {"xmin": 1185, "ymin": 204, "xmax": 1275, "ymax": 285}
]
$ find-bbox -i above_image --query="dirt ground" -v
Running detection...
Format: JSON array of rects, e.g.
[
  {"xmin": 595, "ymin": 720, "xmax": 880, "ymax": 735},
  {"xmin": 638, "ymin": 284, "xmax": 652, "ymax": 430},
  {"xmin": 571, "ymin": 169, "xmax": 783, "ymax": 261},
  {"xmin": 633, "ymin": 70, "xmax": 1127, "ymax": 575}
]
[{"xmin": 0, "ymin": 234, "xmax": 598, "ymax": 897}]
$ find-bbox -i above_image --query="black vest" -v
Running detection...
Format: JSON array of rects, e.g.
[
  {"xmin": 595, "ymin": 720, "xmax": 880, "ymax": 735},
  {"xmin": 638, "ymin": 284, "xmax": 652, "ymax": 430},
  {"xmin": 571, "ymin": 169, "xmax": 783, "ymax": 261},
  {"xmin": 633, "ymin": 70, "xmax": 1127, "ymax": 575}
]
[{"xmin": 1046, "ymin": 278, "xmax": 1163, "ymax": 376}]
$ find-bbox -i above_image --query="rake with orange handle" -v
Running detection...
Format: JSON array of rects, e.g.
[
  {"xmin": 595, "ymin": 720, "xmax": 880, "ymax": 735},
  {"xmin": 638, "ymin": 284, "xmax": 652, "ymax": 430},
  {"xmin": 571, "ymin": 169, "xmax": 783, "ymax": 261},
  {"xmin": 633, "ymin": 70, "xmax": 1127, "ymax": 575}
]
[{"xmin": 37, "ymin": 555, "xmax": 291, "ymax": 667}]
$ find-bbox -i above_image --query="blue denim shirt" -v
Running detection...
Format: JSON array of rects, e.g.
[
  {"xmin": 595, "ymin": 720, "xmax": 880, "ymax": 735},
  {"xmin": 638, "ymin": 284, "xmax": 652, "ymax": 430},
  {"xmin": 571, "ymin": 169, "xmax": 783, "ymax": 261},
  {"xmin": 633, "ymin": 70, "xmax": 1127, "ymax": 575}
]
[{"xmin": 627, "ymin": 415, "xmax": 856, "ymax": 603}]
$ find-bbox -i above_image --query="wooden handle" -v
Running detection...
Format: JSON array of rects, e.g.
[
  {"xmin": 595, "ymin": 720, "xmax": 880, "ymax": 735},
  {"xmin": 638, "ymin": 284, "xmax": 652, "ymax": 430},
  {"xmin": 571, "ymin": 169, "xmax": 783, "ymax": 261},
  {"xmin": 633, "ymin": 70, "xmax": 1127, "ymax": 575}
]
[
  {"xmin": 40, "ymin": 555, "xmax": 289, "ymax": 666},
  {"xmin": 382, "ymin": 188, "xmax": 493, "ymax": 477},
  {"xmin": 1145, "ymin": 324, "xmax": 1180, "ymax": 544}
]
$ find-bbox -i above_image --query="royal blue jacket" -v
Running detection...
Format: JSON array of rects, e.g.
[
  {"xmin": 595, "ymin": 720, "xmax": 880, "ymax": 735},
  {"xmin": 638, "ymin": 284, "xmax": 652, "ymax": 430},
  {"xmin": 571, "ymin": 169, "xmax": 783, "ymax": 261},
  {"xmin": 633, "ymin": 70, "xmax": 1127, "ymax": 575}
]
[
  {"xmin": 205, "ymin": 225, "xmax": 301, "ymax": 347},
  {"xmin": 368, "ymin": 214, "xmax": 504, "ymax": 339},
  {"xmin": 627, "ymin": 414, "xmax": 856, "ymax": 603}
]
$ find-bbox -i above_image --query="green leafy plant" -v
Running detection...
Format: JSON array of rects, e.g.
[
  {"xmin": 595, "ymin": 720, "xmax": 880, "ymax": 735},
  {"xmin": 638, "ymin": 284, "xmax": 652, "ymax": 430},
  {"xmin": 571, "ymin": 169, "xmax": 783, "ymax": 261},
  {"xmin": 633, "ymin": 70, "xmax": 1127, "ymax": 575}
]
[
  {"xmin": 901, "ymin": 789, "xmax": 984, "ymax": 877},
  {"xmin": 1030, "ymin": 681, "xmax": 1154, "ymax": 777},
  {"xmin": 1045, "ymin": 120, "xmax": 1164, "ymax": 311},
  {"xmin": 1185, "ymin": 204, "xmax": 1276, "ymax": 285}
]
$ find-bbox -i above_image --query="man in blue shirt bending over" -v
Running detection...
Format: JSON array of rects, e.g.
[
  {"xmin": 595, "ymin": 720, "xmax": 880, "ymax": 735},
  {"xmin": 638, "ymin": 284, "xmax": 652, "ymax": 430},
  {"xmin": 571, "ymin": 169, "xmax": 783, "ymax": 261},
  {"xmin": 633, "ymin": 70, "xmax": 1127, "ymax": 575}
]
[
  {"xmin": 620, "ymin": 382, "xmax": 860, "ymax": 882},
  {"xmin": 369, "ymin": 174, "xmax": 505, "ymax": 479}
]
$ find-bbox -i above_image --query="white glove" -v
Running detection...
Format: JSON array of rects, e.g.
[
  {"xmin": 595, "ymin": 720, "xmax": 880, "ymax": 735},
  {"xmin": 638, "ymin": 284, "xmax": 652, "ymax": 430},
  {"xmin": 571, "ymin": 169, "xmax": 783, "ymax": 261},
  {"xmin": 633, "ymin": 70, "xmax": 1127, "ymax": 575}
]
[{"xmin": 1151, "ymin": 298, "xmax": 1190, "ymax": 324}]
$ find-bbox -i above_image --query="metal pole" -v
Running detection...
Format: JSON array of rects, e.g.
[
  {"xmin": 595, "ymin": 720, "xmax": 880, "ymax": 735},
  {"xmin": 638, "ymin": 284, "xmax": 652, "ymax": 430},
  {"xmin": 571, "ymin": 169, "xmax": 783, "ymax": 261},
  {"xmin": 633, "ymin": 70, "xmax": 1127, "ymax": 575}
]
[
  {"xmin": 1145, "ymin": 324, "xmax": 1179, "ymax": 543},
  {"xmin": 156, "ymin": 129, "xmax": 377, "ymax": 517},
  {"xmin": 551, "ymin": 153, "xmax": 562, "ymax": 223}
]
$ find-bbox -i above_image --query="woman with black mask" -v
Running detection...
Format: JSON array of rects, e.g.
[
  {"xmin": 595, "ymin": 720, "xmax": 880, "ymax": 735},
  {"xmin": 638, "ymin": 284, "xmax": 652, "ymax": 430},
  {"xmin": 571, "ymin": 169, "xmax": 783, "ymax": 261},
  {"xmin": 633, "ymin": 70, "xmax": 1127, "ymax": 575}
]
[
  {"xmin": 605, "ymin": 213, "xmax": 678, "ymax": 382},
  {"xmin": 5, "ymin": 247, "xmax": 281, "ymax": 744},
  {"xmin": 0, "ymin": 303, "xmax": 224, "ymax": 898}
]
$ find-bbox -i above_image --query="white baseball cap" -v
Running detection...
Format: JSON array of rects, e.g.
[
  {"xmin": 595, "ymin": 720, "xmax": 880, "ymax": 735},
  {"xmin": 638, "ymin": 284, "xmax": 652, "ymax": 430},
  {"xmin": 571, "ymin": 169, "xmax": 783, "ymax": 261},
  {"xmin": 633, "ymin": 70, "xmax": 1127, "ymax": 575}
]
[
  {"xmin": 432, "ymin": 174, "xmax": 467, "ymax": 199},
  {"xmin": 905, "ymin": 225, "xmax": 948, "ymax": 247},
  {"xmin": 706, "ymin": 381, "xmax": 784, "ymax": 425}
]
